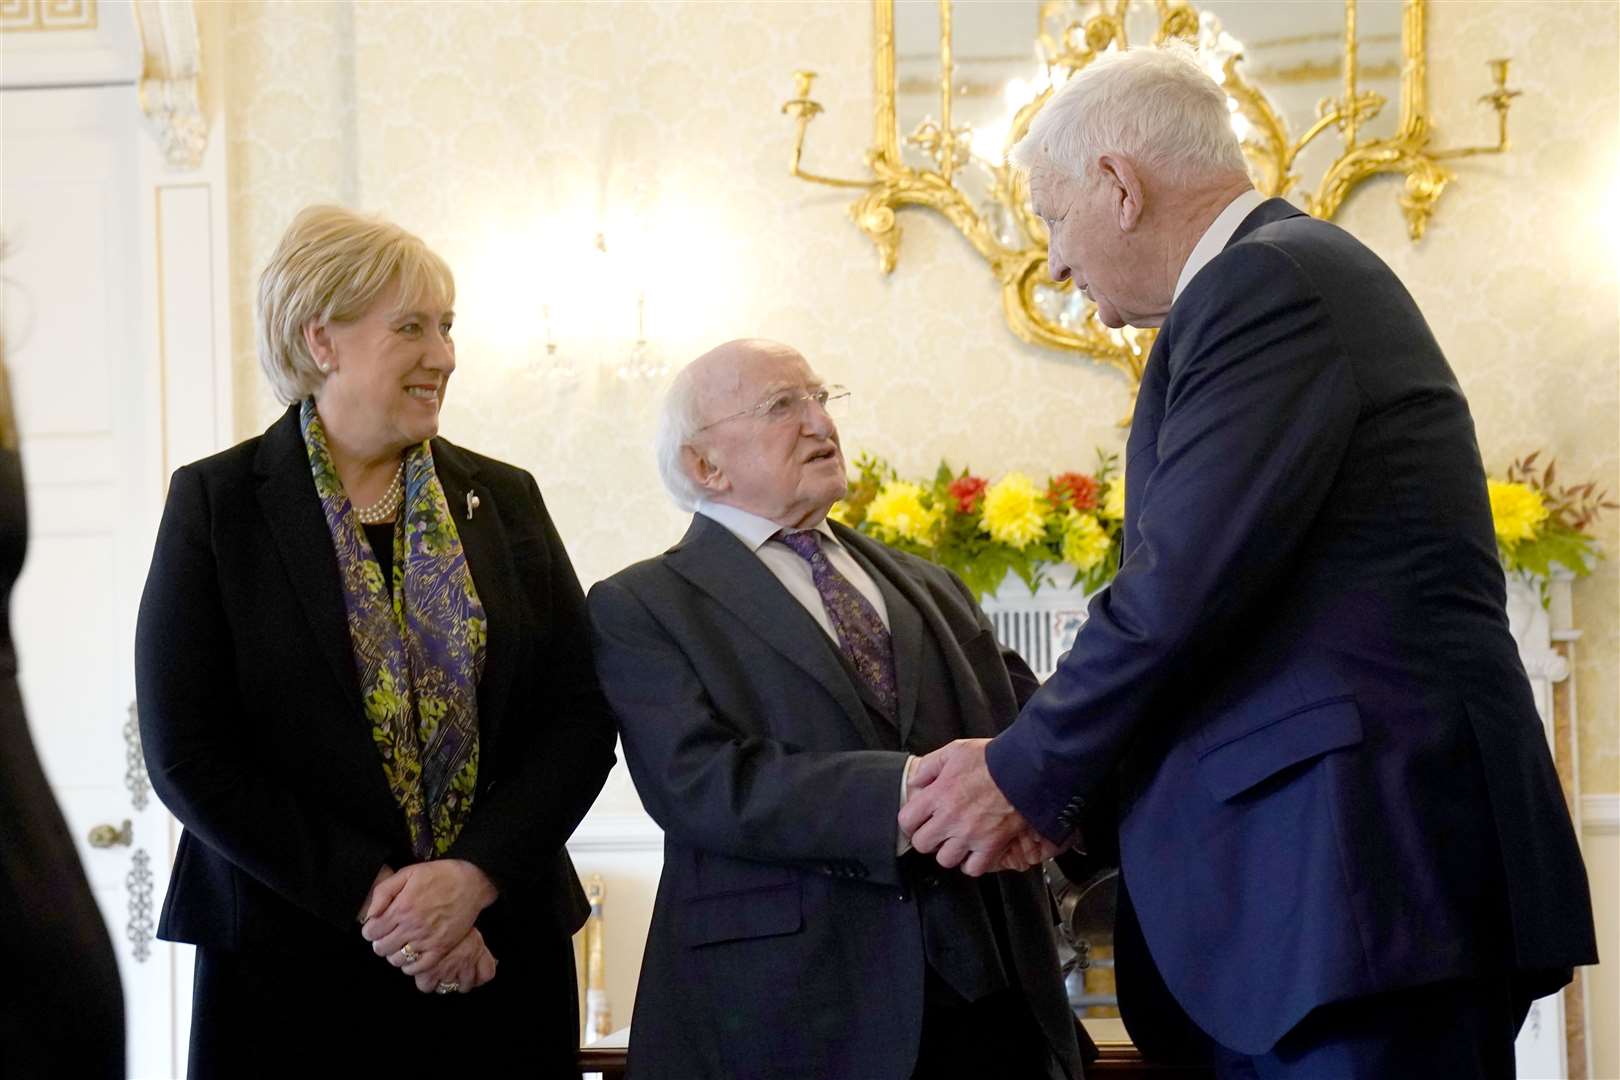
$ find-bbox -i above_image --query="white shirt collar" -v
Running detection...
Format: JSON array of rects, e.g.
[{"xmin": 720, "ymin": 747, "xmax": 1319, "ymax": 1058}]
[
  {"xmin": 696, "ymin": 500, "xmax": 838, "ymax": 552},
  {"xmin": 1171, "ymin": 188, "xmax": 1267, "ymax": 305}
]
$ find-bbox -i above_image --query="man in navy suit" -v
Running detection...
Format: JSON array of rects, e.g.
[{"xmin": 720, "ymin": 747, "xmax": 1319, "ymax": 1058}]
[{"xmin": 900, "ymin": 45, "xmax": 1596, "ymax": 1079}]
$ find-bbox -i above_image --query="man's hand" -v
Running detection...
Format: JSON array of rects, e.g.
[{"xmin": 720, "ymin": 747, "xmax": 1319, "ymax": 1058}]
[
  {"xmin": 361, "ymin": 859, "xmax": 498, "ymax": 972},
  {"xmin": 903, "ymin": 753, "xmax": 928, "ymax": 796},
  {"xmin": 995, "ymin": 828, "xmax": 1061, "ymax": 873},
  {"xmin": 404, "ymin": 926, "xmax": 499, "ymax": 994},
  {"xmin": 899, "ymin": 738, "xmax": 1053, "ymax": 877}
]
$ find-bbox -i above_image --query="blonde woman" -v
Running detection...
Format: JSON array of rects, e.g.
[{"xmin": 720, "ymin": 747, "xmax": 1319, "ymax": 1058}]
[{"xmin": 136, "ymin": 206, "xmax": 615, "ymax": 1075}]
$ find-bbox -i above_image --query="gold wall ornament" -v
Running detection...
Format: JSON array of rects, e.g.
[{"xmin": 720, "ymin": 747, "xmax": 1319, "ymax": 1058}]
[
  {"xmin": 782, "ymin": 0, "xmax": 1519, "ymax": 391},
  {"xmin": 1299, "ymin": 1, "xmax": 1520, "ymax": 241},
  {"xmin": 581, "ymin": 875, "xmax": 611, "ymax": 1043},
  {"xmin": 0, "ymin": 0, "xmax": 97, "ymax": 33}
]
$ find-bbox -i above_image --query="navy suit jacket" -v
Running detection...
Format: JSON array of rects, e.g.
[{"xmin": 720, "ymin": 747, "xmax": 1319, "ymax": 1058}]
[{"xmin": 987, "ymin": 199, "xmax": 1596, "ymax": 1054}]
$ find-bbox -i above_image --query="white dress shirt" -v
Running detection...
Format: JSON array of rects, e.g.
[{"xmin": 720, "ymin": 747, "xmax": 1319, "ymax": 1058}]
[
  {"xmin": 696, "ymin": 499, "xmax": 915, "ymax": 851},
  {"xmin": 1171, "ymin": 187, "xmax": 1268, "ymax": 306},
  {"xmin": 696, "ymin": 500, "xmax": 890, "ymax": 638}
]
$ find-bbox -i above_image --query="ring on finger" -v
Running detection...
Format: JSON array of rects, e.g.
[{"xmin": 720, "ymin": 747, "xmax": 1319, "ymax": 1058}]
[
  {"xmin": 435, "ymin": 981, "xmax": 460, "ymax": 994},
  {"xmin": 399, "ymin": 942, "xmax": 419, "ymax": 964}
]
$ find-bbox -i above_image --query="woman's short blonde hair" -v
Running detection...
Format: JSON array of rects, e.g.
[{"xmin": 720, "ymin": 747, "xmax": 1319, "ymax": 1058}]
[{"xmin": 256, "ymin": 205, "xmax": 455, "ymax": 404}]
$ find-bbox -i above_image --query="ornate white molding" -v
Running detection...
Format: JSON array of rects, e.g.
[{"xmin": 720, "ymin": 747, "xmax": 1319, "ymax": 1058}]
[
  {"xmin": 0, "ymin": 0, "xmax": 98, "ymax": 33},
  {"xmin": 1583, "ymin": 795, "xmax": 1620, "ymax": 834},
  {"xmin": 133, "ymin": 0, "xmax": 206, "ymax": 171},
  {"xmin": 567, "ymin": 812, "xmax": 665, "ymax": 854}
]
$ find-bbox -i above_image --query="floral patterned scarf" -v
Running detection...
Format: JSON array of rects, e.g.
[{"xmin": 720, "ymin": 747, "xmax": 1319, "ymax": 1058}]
[{"xmin": 300, "ymin": 400, "xmax": 486, "ymax": 860}]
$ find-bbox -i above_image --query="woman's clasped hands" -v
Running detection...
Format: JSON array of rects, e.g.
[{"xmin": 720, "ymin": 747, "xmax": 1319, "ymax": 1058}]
[{"xmin": 358, "ymin": 860, "xmax": 500, "ymax": 994}]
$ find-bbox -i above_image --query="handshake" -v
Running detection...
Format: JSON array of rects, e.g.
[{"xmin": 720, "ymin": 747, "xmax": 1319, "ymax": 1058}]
[
  {"xmin": 898, "ymin": 737, "xmax": 1067, "ymax": 877},
  {"xmin": 356, "ymin": 859, "xmax": 501, "ymax": 995}
]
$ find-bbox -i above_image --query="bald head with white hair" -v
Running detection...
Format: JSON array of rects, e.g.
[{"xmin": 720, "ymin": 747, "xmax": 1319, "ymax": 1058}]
[
  {"xmin": 656, "ymin": 339, "xmax": 847, "ymax": 529},
  {"xmin": 1009, "ymin": 45, "xmax": 1254, "ymax": 328}
]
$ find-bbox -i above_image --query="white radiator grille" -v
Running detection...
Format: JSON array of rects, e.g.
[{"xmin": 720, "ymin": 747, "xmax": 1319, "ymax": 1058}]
[{"xmin": 978, "ymin": 579, "xmax": 1095, "ymax": 682}]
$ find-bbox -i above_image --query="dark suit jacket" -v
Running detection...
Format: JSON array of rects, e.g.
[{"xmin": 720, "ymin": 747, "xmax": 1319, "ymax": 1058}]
[
  {"xmin": 987, "ymin": 198, "xmax": 1597, "ymax": 1055},
  {"xmin": 135, "ymin": 405, "xmax": 616, "ymax": 1015},
  {"xmin": 1, "ymin": 446, "xmax": 125, "ymax": 1078},
  {"xmin": 589, "ymin": 516, "xmax": 1083, "ymax": 1080}
]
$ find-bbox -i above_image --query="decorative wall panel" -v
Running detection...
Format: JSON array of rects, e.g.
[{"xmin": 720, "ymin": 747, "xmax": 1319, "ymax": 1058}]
[{"xmin": 0, "ymin": 0, "xmax": 97, "ymax": 34}]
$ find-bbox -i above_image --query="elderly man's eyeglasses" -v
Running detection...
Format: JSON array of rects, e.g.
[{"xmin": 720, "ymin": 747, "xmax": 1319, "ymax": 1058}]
[{"xmin": 696, "ymin": 385, "xmax": 850, "ymax": 432}]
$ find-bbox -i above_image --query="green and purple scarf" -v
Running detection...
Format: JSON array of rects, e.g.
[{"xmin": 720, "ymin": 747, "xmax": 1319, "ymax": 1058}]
[{"xmin": 300, "ymin": 399, "xmax": 486, "ymax": 860}]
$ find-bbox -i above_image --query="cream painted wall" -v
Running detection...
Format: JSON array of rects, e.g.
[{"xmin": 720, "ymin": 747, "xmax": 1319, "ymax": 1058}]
[
  {"xmin": 223, "ymin": 0, "xmax": 1618, "ymax": 798},
  {"xmin": 219, "ymin": 0, "xmax": 1617, "ymax": 1064}
]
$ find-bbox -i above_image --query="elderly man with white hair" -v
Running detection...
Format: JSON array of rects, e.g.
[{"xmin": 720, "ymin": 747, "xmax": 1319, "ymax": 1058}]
[
  {"xmin": 587, "ymin": 339, "xmax": 1085, "ymax": 1080},
  {"xmin": 899, "ymin": 45, "xmax": 1596, "ymax": 1080}
]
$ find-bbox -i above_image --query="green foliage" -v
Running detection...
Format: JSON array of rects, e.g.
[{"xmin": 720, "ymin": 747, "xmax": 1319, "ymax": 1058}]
[
  {"xmin": 1502, "ymin": 528, "xmax": 1600, "ymax": 580},
  {"xmin": 1497, "ymin": 452, "xmax": 1615, "ymax": 584}
]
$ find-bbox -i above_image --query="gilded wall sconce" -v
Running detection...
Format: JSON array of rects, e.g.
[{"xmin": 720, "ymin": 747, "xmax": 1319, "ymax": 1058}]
[{"xmin": 784, "ymin": 0, "xmax": 1518, "ymax": 391}]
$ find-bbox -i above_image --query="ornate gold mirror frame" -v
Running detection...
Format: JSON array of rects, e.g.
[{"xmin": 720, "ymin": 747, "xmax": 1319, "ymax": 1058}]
[{"xmin": 782, "ymin": 0, "xmax": 1518, "ymax": 389}]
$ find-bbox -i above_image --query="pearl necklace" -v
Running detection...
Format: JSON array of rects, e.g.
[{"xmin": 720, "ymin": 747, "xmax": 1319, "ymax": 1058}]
[{"xmin": 354, "ymin": 461, "xmax": 405, "ymax": 524}]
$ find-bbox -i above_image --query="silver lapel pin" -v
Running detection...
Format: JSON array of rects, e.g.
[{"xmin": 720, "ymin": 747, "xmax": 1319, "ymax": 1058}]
[{"xmin": 465, "ymin": 491, "xmax": 481, "ymax": 519}]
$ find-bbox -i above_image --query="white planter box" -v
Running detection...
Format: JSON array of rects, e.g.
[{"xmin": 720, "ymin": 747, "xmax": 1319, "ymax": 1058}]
[{"xmin": 977, "ymin": 571, "xmax": 1096, "ymax": 681}]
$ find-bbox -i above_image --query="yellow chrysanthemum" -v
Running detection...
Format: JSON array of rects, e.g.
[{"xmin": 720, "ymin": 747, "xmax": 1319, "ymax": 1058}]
[
  {"xmin": 826, "ymin": 501, "xmax": 854, "ymax": 526},
  {"xmin": 864, "ymin": 481, "xmax": 939, "ymax": 546},
  {"xmin": 981, "ymin": 472, "xmax": 1048, "ymax": 548},
  {"xmin": 1062, "ymin": 511, "xmax": 1112, "ymax": 571},
  {"xmin": 1098, "ymin": 478, "xmax": 1126, "ymax": 521},
  {"xmin": 1487, "ymin": 480, "xmax": 1548, "ymax": 545}
]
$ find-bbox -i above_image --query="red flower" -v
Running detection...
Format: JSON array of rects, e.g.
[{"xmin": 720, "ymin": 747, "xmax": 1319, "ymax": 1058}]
[
  {"xmin": 1048, "ymin": 472, "xmax": 1099, "ymax": 511},
  {"xmin": 947, "ymin": 475, "xmax": 989, "ymax": 514}
]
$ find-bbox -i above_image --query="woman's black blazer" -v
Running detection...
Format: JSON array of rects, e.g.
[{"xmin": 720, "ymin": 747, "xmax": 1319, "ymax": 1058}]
[{"xmin": 135, "ymin": 404, "xmax": 616, "ymax": 956}]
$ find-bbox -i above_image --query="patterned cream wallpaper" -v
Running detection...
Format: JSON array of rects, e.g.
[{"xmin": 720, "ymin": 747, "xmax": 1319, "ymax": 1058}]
[{"xmin": 223, "ymin": 1, "xmax": 1618, "ymax": 796}]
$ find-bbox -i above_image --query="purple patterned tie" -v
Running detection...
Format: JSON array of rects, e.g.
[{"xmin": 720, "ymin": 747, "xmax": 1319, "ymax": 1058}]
[{"xmin": 778, "ymin": 530, "xmax": 898, "ymax": 723}]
